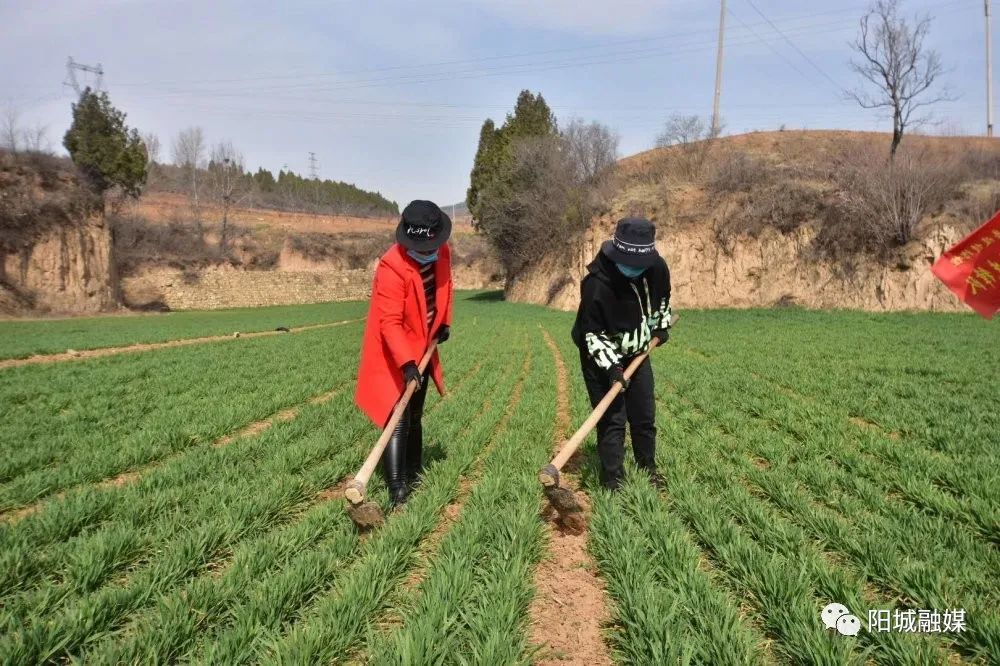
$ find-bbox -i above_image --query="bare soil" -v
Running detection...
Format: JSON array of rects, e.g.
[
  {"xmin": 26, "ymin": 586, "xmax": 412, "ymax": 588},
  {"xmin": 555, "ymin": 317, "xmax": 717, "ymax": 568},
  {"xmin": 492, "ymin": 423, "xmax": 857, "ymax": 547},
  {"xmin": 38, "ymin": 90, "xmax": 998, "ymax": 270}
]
[
  {"xmin": 529, "ymin": 330, "xmax": 613, "ymax": 665},
  {"xmin": 135, "ymin": 192, "xmax": 399, "ymax": 235}
]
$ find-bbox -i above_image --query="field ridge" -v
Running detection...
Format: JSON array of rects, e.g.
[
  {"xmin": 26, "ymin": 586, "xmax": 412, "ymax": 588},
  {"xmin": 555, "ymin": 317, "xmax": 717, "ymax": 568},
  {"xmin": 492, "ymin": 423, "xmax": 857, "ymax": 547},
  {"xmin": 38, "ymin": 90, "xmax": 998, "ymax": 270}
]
[{"xmin": 0, "ymin": 318, "xmax": 362, "ymax": 370}]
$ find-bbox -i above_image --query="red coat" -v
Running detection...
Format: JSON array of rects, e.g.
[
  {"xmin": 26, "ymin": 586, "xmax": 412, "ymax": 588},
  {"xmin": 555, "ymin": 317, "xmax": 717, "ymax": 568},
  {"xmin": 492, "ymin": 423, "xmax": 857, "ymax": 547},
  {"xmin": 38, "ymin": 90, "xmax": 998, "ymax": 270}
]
[{"xmin": 355, "ymin": 243, "xmax": 453, "ymax": 426}]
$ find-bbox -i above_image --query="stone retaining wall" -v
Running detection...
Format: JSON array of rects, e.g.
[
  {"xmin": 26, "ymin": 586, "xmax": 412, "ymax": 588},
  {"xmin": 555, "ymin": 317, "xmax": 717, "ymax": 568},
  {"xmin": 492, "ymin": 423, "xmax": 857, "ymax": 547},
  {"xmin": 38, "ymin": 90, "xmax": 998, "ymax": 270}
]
[{"xmin": 122, "ymin": 267, "xmax": 372, "ymax": 310}]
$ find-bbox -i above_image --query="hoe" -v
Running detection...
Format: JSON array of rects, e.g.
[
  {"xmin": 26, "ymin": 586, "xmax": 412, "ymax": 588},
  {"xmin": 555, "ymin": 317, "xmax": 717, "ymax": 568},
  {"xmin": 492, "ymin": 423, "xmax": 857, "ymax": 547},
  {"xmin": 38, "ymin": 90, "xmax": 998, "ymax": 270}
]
[
  {"xmin": 345, "ymin": 341, "xmax": 438, "ymax": 529},
  {"xmin": 539, "ymin": 315, "xmax": 677, "ymax": 523}
]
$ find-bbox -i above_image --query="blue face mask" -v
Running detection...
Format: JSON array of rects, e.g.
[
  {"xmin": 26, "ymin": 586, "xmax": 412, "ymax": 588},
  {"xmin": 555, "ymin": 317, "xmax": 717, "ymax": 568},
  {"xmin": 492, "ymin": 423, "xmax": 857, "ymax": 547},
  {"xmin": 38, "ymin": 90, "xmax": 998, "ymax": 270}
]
[
  {"xmin": 407, "ymin": 249, "xmax": 438, "ymax": 265},
  {"xmin": 616, "ymin": 262, "xmax": 647, "ymax": 279}
]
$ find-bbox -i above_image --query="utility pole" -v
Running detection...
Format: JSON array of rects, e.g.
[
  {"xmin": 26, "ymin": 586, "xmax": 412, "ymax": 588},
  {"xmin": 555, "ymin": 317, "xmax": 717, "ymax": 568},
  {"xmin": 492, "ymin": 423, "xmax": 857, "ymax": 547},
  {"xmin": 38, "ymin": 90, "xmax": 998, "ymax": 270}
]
[
  {"xmin": 988, "ymin": 0, "xmax": 995, "ymax": 137},
  {"xmin": 711, "ymin": 0, "xmax": 726, "ymax": 137},
  {"xmin": 64, "ymin": 56, "xmax": 104, "ymax": 95},
  {"xmin": 308, "ymin": 152, "xmax": 320, "ymax": 210}
]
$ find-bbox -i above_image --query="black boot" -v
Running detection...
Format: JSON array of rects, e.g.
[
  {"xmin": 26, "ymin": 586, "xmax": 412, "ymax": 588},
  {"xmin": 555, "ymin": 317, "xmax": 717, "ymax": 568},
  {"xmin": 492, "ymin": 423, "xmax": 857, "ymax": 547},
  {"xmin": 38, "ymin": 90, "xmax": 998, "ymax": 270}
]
[
  {"xmin": 641, "ymin": 465, "xmax": 666, "ymax": 492},
  {"xmin": 600, "ymin": 465, "xmax": 624, "ymax": 492},
  {"xmin": 383, "ymin": 410, "xmax": 410, "ymax": 509},
  {"xmin": 405, "ymin": 421, "xmax": 423, "ymax": 489},
  {"xmin": 404, "ymin": 371, "xmax": 429, "ymax": 490}
]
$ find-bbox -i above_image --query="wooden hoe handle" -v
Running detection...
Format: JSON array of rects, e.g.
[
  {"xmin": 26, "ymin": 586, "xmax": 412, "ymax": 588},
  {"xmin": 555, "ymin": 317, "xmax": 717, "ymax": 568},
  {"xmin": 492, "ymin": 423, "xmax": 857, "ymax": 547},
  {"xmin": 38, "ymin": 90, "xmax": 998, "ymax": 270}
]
[
  {"xmin": 346, "ymin": 341, "xmax": 438, "ymax": 504},
  {"xmin": 540, "ymin": 315, "xmax": 678, "ymax": 488}
]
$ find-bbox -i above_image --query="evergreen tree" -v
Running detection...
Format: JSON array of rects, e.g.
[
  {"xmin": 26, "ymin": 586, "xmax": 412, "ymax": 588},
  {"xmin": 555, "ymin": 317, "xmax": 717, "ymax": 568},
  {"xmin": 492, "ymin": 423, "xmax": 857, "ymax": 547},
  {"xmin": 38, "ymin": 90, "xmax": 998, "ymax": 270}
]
[
  {"xmin": 467, "ymin": 90, "xmax": 557, "ymax": 226},
  {"xmin": 504, "ymin": 90, "xmax": 558, "ymax": 139},
  {"xmin": 63, "ymin": 88, "xmax": 147, "ymax": 197},
  {"xmin": 253, "ymin": 167, "xmax": 277, "ymax": 192},
  {"xmin": 467, "ymin": 119, "xmax": 498, "ymax": 222}
]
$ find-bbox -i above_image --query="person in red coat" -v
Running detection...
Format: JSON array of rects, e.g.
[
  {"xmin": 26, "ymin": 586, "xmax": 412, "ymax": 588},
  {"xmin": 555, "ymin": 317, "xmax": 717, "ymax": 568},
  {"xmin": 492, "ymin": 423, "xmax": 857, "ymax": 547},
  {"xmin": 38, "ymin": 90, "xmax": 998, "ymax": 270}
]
[{"xmin": 355, "ymin": 200, "xmax": 453, "ymax": 507}]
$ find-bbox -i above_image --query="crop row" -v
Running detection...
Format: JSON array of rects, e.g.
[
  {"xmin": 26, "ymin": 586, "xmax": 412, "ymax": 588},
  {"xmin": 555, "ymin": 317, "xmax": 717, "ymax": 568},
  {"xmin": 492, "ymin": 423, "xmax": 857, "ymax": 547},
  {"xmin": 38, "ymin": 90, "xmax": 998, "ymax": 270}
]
[
  {"xmin": 652, "ymin": 357, "xmax": 998, "ymax": 660},
  {"xmin": 0, "ymin": 323, "xmax": 364, "ymax": 512},
  {"xmin": 0, "ymin": 314, "xmax": 487, "ymax": 662},
  {"xmin": 0, "ymin": 300, "xmax": 367, "ymax": 360}
]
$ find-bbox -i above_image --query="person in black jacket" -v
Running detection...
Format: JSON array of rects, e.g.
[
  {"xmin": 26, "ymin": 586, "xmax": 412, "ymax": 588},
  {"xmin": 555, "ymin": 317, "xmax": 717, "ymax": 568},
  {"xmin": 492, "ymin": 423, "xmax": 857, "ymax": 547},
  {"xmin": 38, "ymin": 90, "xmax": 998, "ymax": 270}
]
[{"xmin": 571, "ymin": 217, "xmax": 672, "ymax": 491}]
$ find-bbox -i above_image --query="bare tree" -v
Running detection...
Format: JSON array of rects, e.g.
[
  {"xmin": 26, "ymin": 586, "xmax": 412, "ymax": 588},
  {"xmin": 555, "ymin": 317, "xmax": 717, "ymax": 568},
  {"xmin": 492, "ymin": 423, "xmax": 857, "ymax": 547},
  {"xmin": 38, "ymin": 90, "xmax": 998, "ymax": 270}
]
[
  {"xmin": 2, "ymin": 105, "xmax": 20, "ymax": 152},
  {"xmin": 22, "ymin": 124, "xmax": 49, "ymax": 152},
  {"xmin": 656, "ymin": 114, "xmax": 710, "ymax": 148},
  {"xmin": 563, "ymin": 117, "xmax": 619, "ymax": 183},
  {"xmin": 172, "ymin": 127, "xmax": 205, "ymax": 209},
  {"xmin": 142, "ymin": 132, "xmax": 161, "ymax": 166},
  {"xmin": 654, "ymin": 113, "xmax": 721, "ymax": 179},
  {"xmin": 849, "ymin": 0, "xmax": 952, "ymax": 160},
  {"xmin": 209, "ymin": 141, "xmax": 248, "ymax": 251},
  {"xmin": 478, "ymin": 135, "xmax": 573, "ymax": 279}
]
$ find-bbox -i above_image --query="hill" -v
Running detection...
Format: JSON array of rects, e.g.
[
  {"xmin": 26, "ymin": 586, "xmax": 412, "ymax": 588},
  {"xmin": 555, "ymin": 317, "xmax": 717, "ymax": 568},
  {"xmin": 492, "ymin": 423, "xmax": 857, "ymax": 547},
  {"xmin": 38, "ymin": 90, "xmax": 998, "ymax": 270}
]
[{"xmin": 509, "ymin": 130, "xmax": 1000, "ymax": 313}]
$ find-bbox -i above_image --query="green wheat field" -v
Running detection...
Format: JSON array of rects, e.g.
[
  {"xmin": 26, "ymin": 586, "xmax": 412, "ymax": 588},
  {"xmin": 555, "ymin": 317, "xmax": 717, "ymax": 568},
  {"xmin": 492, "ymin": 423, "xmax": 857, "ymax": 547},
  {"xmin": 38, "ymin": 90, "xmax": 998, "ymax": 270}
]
[{"xmin": 0, "ymin": 292, "xmax": 997, "ymax": 664}]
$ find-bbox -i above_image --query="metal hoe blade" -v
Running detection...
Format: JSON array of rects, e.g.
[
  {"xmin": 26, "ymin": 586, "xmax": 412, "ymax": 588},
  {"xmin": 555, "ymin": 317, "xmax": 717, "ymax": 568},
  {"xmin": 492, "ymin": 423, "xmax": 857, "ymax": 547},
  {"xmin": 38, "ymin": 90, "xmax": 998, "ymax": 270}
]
[
  {"xmin": 544, "ymin": 485, "xmax": 582, "ymax": 515},
  {"xmin": 346, "ymin": 501, "xmax": 385, "ymax": 529},
  {"xmin": 543, "ymin": 486, "xmax": 586, "ymax": 532}
]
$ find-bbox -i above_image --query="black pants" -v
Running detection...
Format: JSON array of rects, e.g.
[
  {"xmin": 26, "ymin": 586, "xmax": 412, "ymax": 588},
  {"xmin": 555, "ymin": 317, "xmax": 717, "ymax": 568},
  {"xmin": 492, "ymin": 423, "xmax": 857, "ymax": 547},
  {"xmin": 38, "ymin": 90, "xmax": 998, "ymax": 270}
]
[
  {"xmin": 580, "ymin": 351, "xmax": 657, "ymax": 489},
  {"xmin": 382, "ymin": 371, "xmax": 429, "ymax": 492}
]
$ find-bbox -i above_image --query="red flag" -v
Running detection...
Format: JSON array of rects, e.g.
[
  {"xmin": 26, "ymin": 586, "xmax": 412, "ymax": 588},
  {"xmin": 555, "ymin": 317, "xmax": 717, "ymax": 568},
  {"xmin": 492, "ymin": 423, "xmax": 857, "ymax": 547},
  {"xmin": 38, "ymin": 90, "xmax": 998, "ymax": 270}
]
[{"xmin": 931, "ymin": 210, "xmax": 1000, "ymax": 319}]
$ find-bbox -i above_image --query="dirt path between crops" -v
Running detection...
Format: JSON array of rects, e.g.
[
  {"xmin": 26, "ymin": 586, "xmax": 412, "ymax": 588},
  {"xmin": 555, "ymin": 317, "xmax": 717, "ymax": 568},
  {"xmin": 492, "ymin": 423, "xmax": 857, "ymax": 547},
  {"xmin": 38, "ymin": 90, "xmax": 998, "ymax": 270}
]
[
  {"xmin": 528, "ymin": 330, "xmax": 612, "ymax": 666},
  {"xmin": 1, "ymin": 386, "xmax": 344, "ymax": 524},
  {"xmin": 0, "ymin": 319, "xmax": 362, "ymax": 370}
]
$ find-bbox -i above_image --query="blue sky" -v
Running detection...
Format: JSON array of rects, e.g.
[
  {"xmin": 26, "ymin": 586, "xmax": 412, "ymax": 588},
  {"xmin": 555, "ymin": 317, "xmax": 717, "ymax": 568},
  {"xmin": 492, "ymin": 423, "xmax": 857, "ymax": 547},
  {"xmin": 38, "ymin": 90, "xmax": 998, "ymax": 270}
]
[{"xmin": 1, "ymin": 0, "xmax": 993, "ymax": 207}]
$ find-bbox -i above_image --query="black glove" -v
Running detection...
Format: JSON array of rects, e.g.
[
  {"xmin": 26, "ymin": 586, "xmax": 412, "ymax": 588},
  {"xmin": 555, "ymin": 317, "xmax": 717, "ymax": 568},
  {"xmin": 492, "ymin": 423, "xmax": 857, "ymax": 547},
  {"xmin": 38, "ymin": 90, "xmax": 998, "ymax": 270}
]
[
  {"xmin": 609, "ymin": 364, "xmax": 629, "ymax": 389},
  {"xmin": 651, "ymin": 329, "xmax": 670, "ymax": 345},
  {"xmin": 436, "ymin": 325, "xmax": 451, "ymax": 344},
  {"xmin": 402, "ymin": 361, "xmax": 422, "ymax": 387}
]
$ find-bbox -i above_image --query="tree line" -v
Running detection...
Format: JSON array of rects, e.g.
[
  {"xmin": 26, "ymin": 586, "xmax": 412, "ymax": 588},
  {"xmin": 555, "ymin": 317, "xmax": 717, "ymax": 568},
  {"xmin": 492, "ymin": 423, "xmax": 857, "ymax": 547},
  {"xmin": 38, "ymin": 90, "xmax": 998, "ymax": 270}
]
[
  {"xmin": 149, "ymin": 126, "xmax": 397, "ymax": 219},
  {"xmin": 3, "ymin": 89, "xmax": 398, "ymax": 225}
]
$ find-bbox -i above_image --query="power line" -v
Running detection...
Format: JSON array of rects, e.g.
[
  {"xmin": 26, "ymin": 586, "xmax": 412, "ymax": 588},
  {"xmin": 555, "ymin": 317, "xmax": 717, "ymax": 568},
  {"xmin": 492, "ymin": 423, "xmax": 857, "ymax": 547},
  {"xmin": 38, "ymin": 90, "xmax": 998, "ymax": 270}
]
[
  {"xmin": 742, "ymin": 0, "xmax": 849, "ymax": 94},
  {"xmin": 129, "ymin": 17, "xmax": 869, "ymax": 104},
  {"xmin": 726, "ymin": 7, "xmax": 815, "ymax": 85},
  {"xmin": 112, "ymin": 6, "xmax": 874, "ymax": 89},
  {"xmin": 112, "ymin": 0, "xmax": 975, "ymax": 103},
  {"xmin": 113, "ymin": 0, "xmax": 967, "ymax": 92}
]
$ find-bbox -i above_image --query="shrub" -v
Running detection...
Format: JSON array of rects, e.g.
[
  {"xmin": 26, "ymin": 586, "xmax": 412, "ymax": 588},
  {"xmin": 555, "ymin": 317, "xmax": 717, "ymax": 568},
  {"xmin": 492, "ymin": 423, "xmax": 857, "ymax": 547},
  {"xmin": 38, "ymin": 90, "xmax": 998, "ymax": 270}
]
[
  {"xmin": 713, "ymin": 181, "xmax": 825, "ymax": 253},
  {"xmin": 287, "ymin": 231, "xmax": 392, "ymax": 270},
  {"xmin": 0, "ymin": 150, "xmax": 101, "ymax": 253},
  {"xmin": 708, "ymin": 151, "xmax": 775, "ymax": 194},
  {"xmin": 652, "ymin": 114, "xmax": 722, "ymax": 181},
  {"xmin": 111, "ymin": 213, "xmax": 221, "ymax": 274},
  {"xmin": 815, "ymin": 145, "xmax": 963, "ymax": 258}
]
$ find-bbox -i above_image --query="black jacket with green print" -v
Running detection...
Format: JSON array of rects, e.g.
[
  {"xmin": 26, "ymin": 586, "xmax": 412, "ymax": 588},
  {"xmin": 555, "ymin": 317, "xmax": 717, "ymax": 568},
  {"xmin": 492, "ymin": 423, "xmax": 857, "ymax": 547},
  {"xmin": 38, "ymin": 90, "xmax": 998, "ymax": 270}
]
[{"xmin": 571, "ymin": 251, "xmax": 672, "ymax": 371}]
